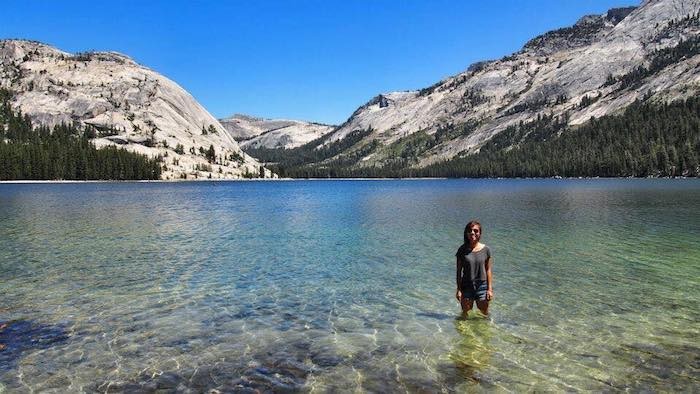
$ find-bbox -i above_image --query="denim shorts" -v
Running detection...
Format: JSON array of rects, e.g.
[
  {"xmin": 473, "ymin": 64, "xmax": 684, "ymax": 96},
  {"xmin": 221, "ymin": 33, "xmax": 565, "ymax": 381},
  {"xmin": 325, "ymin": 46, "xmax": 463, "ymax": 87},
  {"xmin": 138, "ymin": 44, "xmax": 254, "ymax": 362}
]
[{"xmin": 461, "ymin": 280, "xmax": 488, "ymax": 301}]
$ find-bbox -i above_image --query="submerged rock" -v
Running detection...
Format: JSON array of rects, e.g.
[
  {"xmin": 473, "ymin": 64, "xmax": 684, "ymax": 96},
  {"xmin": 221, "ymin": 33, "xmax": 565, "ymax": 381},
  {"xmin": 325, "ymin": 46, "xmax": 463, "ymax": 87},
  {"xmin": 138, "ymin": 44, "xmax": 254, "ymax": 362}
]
[{"xmin": 0, "ymin": 319, "xmax": 70, "ymax": 372}]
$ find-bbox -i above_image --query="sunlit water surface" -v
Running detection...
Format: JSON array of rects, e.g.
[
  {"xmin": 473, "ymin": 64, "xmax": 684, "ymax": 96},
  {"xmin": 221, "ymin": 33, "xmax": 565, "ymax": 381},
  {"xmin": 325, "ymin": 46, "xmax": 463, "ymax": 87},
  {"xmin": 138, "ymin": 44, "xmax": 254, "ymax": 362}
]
[{"xmin": 0, "ymin": 179, "xmax": 698, "ymax": 392}]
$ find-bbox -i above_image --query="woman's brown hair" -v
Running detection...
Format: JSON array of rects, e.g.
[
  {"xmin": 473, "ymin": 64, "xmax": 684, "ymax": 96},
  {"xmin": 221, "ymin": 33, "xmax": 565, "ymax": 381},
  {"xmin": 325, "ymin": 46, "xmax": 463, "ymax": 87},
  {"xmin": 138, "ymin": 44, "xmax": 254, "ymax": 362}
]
[{"xmin": 463, "ymin": 220, "xmax": 482, "ymax": 243}]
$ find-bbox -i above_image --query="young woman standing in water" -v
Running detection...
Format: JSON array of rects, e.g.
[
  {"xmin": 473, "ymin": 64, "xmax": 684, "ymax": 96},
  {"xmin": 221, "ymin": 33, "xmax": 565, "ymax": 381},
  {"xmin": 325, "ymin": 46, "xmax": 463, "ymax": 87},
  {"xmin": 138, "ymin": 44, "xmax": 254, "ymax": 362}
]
[{"xmin": 455, "ymin": 220, "xmax": 493, "ymax": 316}]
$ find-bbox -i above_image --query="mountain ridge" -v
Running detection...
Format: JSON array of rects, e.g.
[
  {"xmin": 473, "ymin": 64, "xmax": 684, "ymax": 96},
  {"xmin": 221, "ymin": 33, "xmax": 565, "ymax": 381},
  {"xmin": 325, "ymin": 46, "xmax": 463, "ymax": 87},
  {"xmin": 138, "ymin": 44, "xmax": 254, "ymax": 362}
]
[
  {"xmin": 267, "ymin": 0, "xmax": 699, "ymax": 174},
  {"xmin": 0, "ymin": 39, "xmax": 272, "ymax": 180},
  {"xmin": 219, "ymin": 114, "xmax": 335, "ymax": 149}
]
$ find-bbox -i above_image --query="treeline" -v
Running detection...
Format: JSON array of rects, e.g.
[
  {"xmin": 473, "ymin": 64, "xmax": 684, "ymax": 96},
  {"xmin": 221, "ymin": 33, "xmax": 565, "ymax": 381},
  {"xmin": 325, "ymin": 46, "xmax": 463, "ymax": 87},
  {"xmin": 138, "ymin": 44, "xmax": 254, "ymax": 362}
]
[
  {"xmin": 606, "ymin": 35, "xmax": 700, "ymax": 90},
  {"xmin": 0, "ymin": 89, "xmax": 162, "ymax": 180},
  {"xmin": 262, "ymin": 97, "xmax": 700, "ymax": 178},
  {"xmin": 417, "ymin": 98, "xmax": 699, "ymax": 178}
]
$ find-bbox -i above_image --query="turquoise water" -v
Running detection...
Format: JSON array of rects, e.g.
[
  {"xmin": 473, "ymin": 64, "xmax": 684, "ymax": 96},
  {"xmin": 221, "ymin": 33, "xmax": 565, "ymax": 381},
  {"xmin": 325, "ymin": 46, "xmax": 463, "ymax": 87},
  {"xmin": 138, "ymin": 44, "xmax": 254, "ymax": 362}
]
[{"xmin": 0, "ymin": 179, "xmax": 698, "ymax": 392}]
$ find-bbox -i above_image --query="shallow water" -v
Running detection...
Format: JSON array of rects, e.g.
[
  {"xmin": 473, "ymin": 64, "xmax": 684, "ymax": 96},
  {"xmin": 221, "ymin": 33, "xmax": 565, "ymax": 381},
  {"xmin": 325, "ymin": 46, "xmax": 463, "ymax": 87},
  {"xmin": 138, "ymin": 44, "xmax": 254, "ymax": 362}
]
[{"xmin": 0, "ymin": 179, "xmax": 698, "ymax": 392}]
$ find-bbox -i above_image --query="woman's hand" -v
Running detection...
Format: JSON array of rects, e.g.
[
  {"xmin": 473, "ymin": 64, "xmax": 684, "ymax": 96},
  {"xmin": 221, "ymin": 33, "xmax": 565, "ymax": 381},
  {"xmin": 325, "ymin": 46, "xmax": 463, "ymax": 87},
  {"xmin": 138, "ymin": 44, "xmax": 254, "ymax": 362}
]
[
  {"xmin": 455, "ymin": 289, "xmax": 462, "ymax": 302},
  {"xmin": 486, "ymin": 289, "xmax": 494, "ymax": 301}
]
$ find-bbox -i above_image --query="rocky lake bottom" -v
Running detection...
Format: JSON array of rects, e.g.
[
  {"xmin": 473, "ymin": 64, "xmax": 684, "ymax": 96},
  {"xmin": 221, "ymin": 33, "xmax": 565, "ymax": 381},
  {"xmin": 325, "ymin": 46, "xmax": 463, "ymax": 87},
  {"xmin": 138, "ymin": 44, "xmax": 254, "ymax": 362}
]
[{"xmin": 1, "ymin": 179, "xmax": 698, "ymax": 392}]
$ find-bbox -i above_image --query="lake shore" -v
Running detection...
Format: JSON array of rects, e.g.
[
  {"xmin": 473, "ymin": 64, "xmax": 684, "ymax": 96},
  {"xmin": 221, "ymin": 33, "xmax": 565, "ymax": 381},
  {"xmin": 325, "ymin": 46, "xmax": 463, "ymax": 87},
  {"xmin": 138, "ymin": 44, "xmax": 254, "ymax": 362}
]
[{"xmin": 1, "ymin": 176, "xmax": 697, "ymax": 184}]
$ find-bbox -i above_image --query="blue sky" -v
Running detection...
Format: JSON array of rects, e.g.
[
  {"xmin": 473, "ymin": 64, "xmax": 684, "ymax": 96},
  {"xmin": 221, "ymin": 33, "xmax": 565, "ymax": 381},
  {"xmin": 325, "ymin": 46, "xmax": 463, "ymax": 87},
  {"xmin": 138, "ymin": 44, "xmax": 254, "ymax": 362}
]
[{"xmin": 2, "ymin": 1, "xmax": 636, "ymax": 125}]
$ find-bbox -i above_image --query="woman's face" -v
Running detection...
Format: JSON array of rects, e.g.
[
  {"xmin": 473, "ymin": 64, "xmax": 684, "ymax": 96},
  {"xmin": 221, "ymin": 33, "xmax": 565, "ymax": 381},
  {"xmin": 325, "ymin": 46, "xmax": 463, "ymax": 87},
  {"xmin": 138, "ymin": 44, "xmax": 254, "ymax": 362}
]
[{"xmin": 467, "ymin": 225, "xmax": 481, "ymax": 243}]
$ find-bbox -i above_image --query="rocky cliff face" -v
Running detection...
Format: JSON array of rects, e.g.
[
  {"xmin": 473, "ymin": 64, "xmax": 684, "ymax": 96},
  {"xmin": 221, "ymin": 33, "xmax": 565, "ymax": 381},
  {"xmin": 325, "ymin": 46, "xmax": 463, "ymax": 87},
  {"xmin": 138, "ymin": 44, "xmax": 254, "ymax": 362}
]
[
  {"xmin": 522, "ymin": 7, "xmax": 636, "ymax": 56},
  {"xmin": 0, "ymin": 40, "xmax": 272, "ymax": 180},
  {"xmin": 312, "ymin": 0, "xmax": 700, "ymax": 169},
  {"xmin": 220, "ymin": 114, "xmax": 334, "ymax": 149}
]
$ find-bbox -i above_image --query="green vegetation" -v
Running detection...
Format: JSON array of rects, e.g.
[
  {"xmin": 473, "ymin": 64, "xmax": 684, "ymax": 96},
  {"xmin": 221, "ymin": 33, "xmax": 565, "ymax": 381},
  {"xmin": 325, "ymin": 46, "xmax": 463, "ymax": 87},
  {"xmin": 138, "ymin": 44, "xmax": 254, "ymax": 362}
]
[
  {"xmin": 201, "ymin": 124, "xmax": 218, "ymax": 135},
  {"xmin": 249, "ymin": 97, "xmax": 699, "ymax": 178},
  {"xmin": 206, "ymin": 144, "xmax": 216, "ymax": 163},
  {"xmin": 0, "ymin": 89, "xmax": 162, "ymax": 180},
  {"xmin": 245, "ymin": 127, "xmax": 374, "ymax": 167},
  {"xmin": 578, "ymin": 93, "xmax": 601, "ymax": 109},
  {"xmin": 194, "ymin": 163, "xmax": 212, "ymax": 172},
  {"xmin": 418, "ymin": 81, "xmax": 443, "ymax": 97},
  {"xmin": 502, "ymin": 97, "xmax": 552, "ymax": 116},
  {"xmin": 417, "ymin": 98, "xmax": 700, "ymax": 178},
  {"xmin": 257, "ymin": 121, "xmax": 486, "ymax": 178},
  {"xmin": 486, "ymin": 113, "xmax": 568, "ymax": 150},
  {"xmin": 523, "ymin": 17, "xmax": 605, "ymax": 51},
  {"xmin": 229, "ymin": 151, "xmax": 245, "ymax": 164},
  {"xmin": 605, "ymin": 35, "xmax": 700, "ymax": 90}
]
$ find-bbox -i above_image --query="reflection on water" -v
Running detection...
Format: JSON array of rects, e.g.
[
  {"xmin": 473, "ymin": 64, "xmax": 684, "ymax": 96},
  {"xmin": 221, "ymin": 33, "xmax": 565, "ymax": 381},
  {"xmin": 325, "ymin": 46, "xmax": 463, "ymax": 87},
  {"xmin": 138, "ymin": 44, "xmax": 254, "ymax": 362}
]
[
  {"xmin": 450, "ymin": 317, "xmax": 494, "ymax": 388},
  {"xmin": 0, "ymin": 179, "xmax": 699, "ymax": 391}
]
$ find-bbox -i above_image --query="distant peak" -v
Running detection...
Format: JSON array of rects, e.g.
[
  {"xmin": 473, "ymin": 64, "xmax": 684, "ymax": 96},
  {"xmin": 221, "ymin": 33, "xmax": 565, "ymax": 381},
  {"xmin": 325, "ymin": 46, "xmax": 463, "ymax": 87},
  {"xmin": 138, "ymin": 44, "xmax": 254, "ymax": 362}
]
[
  {"xmin": 606, "ymin": 6, "xmax": 637, "ymax": 24},
  {"xmin": 222, "ymin": 114, "xmax": 267, "ymax": 122},
  {"xmin": 1, "ymin": 39, "xmax": 60, "ymax": 52},
  {"xmin": 575, "ymin": 14, "xmax": 605, "ymax": 26},
  {"xmin": 67, "ymin": 51, "xmax": 136, "ymax": 65},
  {"xmin": 0, "ymin": 39, "xmax": 136, "ymax": 65},
  {"xmin": 574, "ymin": 6, "xmax": 636, "ymax": 27},
  {"xmin": 1, "ymin": 38, "xmax": 44, "ymax": 45},
  {"xmin": 0, "ymin": 39, "xmax": 70, "ymax": 59},
  {"xmin": 522, "ymin": 5, "xmax": 638, "ymax": 55}
]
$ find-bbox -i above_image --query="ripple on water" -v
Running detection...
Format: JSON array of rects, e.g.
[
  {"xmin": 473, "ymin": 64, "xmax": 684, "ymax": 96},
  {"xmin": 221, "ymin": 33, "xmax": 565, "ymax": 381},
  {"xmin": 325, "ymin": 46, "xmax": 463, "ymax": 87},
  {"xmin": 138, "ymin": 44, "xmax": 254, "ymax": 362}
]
[
  {"xmin": 0, "ymin": 179, "xmax": 699, "ymax": 391},
  {"xmin": 0, "ymin": 320, "xmax": 71, "ymax": 390}
]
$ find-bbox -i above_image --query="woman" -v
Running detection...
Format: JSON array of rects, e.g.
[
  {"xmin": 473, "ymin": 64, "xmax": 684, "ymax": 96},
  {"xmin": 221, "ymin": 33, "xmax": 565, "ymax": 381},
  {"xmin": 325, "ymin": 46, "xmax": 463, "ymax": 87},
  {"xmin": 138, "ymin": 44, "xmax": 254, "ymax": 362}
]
[{"xmin": 455, "ymin": 220, "xmax": 493, "ymax": 316}]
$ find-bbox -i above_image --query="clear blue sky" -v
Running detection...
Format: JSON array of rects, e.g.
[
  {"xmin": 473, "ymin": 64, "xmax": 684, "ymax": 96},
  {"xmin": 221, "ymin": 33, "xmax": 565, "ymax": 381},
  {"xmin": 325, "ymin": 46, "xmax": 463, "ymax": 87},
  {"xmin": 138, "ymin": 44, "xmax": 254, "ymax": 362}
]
[{"xmin": 2, "ymin": 1, "xmax": 636, "ymax": 125}]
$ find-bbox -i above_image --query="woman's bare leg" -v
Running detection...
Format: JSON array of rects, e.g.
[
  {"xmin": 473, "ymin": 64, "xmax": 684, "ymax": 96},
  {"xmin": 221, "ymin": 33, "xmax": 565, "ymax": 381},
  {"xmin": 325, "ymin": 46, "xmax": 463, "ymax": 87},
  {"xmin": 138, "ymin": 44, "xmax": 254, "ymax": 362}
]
[
  {"xmin": 476, "ymin": 300, "xmax": 489, "ymax": 316},
  {"xmin": 461, "ymin": 298, "xmax": 474, "ymax": 314}
]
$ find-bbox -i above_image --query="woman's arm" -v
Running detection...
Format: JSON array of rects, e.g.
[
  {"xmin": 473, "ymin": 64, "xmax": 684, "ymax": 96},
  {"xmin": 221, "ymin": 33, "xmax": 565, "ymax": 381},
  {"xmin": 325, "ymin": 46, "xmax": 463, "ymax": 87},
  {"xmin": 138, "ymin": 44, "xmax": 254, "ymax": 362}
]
[
  {"xmin": 455, "ymin": 257, "xmax": 462, "ymax": 301},
  {"xmin": 486, "ymin": 256, "xmax": 494, "ymax": 300}
]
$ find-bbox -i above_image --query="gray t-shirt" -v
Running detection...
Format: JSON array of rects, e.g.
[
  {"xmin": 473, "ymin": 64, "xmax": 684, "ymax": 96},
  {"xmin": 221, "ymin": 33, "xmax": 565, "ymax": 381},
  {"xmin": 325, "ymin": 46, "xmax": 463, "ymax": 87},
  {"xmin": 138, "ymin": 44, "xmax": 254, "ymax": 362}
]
[{"xmin": 456, "ymin": 244, "xmax": 491, "ymax": 284}]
